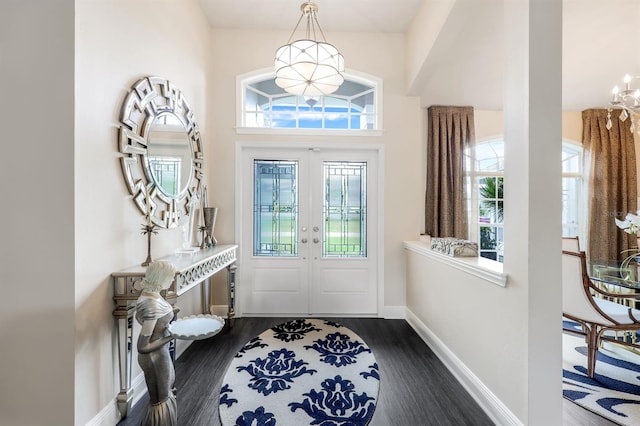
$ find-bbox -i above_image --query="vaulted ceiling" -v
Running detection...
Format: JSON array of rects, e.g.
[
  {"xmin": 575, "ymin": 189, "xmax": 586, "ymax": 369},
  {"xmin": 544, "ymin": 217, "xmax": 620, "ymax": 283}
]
[
  {"xmin": 198, "ymin": 0, "xmax": 424, "ymax": 33},
  {"xmin": 198, "ymin": 0, "xmax": 640, "ymax": 111}
]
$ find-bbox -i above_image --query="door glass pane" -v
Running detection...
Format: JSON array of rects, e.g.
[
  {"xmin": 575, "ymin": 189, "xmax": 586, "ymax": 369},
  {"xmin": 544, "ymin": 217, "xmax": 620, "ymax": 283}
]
[
  {"xmin": 323, "ymin": 161, "xmax": 367, "ymax": 258},
  {"xmin": 253, "ymin": 160, "xmax": 298, "ymax": 256},
  {"xmin": 149, "ymin": 156, "xmax": 181, "ymax": 196}
]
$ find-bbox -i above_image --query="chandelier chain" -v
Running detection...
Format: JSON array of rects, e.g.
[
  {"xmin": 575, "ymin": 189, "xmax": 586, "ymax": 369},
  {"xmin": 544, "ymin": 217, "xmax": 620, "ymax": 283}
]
[
  {"xmin": 312, "ymin": 14, "xmax": 328, "ymax": 42},
  {"xmin": 285, "ymin": 13, "xmax": 306, "ymax": 44}
]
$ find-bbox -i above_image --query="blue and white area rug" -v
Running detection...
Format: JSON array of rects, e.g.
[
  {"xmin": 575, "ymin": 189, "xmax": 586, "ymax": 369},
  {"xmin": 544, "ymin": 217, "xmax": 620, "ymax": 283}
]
[
  {"xmin": 563, "ymin": 324, "xmax": 640, "ymax": 425},
  {"xmin": 219, "ymin": 319, "xmax": 380, "ymax": 426}
]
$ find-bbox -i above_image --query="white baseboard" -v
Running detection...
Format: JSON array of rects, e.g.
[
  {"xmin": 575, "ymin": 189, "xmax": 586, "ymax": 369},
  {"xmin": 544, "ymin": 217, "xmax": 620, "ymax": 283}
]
[
  {"xmin": 381, "ymin": 305, "xmax": 406, "ymax": 319},
  {"xmin": 84, "ymin": 397, "xmax": 120, "ymax": 426},
  {"xmin": 86, "ymin": 372, "xmax": 147, "ymax": 426},
  {"xmin": 405, "ymin": 308, "xmax": 523, "ymax": 426},
  {"xmin": 210, "ymin": 304, "xmax": 229, "ymax": 318},
  {"xmin": 222, "ymin": 306, "xmax": 401, "ymax": 319}
]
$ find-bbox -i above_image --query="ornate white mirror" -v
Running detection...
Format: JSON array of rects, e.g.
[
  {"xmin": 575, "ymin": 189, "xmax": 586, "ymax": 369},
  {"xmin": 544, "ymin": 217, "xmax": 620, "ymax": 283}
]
[{"xmin": 118, "ymin": 76, "xmax": 203, "ymax": 228}]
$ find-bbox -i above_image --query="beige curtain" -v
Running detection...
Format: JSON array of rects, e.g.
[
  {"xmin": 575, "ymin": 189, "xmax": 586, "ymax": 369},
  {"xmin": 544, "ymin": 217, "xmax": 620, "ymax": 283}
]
[
  {"xmin": 425, "ymin": 105, "xmax": 475, "ymax": 239},
  {"xmin": 583, "ymin": 108, "xmax": 637, "ymax": 261}
]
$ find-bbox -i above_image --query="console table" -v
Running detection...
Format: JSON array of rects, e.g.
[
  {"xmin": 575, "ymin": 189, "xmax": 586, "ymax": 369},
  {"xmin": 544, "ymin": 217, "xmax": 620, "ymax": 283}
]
[{"xmin": 112, "ymin": 244, "xmax": 238, "ymax": 418}]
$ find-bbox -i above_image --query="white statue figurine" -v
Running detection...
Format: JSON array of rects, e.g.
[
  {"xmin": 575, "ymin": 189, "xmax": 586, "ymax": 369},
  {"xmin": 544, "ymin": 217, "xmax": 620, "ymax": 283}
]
[{"xmin": 135, "ymin": 261, "xmax": 179, "ymax": 425}]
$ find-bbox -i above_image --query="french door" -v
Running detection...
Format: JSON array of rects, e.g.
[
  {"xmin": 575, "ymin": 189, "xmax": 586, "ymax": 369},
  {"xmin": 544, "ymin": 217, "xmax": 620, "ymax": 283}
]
[{"xmin": 239, "ymin": 146, "xmax": 378, "ymax": 315}]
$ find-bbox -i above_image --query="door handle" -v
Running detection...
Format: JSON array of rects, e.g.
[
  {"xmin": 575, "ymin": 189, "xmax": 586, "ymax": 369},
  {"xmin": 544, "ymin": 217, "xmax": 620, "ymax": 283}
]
[
  {"xmin": 313, "ymin": 238, "xmax": 320, "ymax": 244},
  {"xmin": 301, "ymin": 238, "xmax": 308, "ymax": 244}
]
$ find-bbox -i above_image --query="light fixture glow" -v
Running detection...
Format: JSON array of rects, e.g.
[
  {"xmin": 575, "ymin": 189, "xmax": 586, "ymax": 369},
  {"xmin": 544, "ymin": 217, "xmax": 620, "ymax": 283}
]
[
  {"xmin": 274, "ymin": 2, "xmax": 344, "ymax": 97},
  {"xmin": 608, "ymin": 74, "xmax": 640, "ymax": 132}
]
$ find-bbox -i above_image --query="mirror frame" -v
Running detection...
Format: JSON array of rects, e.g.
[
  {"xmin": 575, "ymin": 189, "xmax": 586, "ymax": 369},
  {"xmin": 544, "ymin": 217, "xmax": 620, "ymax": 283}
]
[{"xmin": 118, "ymin": 76, "xmax": 203, "ymax": 228}]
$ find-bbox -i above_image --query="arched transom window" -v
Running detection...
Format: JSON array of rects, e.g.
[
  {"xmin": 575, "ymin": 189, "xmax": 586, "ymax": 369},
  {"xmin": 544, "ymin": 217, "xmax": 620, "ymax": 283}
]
[{"xmin": 238, "ymin": 70, "xmax": 381, "ymax": 132}]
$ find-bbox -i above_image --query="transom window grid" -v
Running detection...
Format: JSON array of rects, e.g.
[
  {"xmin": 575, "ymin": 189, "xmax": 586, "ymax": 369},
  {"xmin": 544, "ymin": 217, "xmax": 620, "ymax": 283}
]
[
  {"xmin": 253, "ymin": 160, "xmax": 298, "ymax": 257},
  {"xmin": 323, "ymin": 161, "xmax": 367, "ymax": 258},
  {"xmin": 240, "ymin": 73, "xmax": 378, "ymax": 131}
]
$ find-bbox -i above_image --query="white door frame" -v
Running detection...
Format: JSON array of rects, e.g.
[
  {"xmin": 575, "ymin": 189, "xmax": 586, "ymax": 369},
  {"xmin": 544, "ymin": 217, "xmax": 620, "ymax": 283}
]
[{"xmin": 235, "ymin": 140, "xmax": 385, "ymax": 317}]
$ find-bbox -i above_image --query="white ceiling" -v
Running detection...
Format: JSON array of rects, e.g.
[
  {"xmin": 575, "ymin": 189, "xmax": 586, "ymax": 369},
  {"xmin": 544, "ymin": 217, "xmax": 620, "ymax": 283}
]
[
  {"xmin": 198, "ymin": 0, "xmax": 424, "ymax": 33},
  {"xmin": 561, "ymin": 0, "xmax": 640, "ymax": 111},
  {"xmin": 198, "ymin": 0, "xmax": 640, "ymax": 111}
]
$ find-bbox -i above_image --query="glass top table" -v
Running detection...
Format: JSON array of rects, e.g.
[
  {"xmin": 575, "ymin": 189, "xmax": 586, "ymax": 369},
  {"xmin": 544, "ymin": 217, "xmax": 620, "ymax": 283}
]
[{"xmin": 589, "ymin": 259, "xmax": 640, "ymax": 290}]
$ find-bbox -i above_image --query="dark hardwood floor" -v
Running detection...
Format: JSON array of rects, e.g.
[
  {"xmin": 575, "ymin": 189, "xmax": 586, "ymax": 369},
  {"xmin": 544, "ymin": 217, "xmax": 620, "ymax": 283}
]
[{"xmin": 117, "ymin": 317, "xmax": 615, "ymax": 426}]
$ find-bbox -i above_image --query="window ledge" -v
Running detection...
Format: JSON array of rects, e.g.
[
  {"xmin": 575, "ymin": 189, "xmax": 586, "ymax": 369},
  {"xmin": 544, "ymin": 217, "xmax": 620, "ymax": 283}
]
[
  {"xmin": 403, "ymin": 240, "xmax": 508, "ymax": 287},
  {"xmin": 235, "ymin": 127, "xmax": 384, "ymax": 137}
]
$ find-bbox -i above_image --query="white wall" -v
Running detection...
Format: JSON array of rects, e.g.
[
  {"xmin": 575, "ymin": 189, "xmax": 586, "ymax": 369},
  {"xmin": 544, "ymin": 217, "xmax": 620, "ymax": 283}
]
[
  {"xmin": 0, "ymin": 1, "xmax": 75, "ymax": 424},
  {"xmin": 405, "ymin": 250, "xmax": 526, "ymax": 421},
  {"xmin": 407, "ymin": 2, "xmax": 564, "ymax": 424},
  {"xmin": 75, "ymin": 1, "xmax": 212, "ymax": 424},
  {"xmin": 475, "ymin": 110, "xmax": 583, "ymax": 142},
  {"xmin": 405, "ymin": 0, "xmax": 456, "ymax": 94},
  {"xmin": 206, "ymin": 29, "xmax": 423, "ymax": 312}
]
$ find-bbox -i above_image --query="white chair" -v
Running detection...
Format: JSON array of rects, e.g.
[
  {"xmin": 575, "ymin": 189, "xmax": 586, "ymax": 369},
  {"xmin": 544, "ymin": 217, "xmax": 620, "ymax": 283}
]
[
  {"xmin": 562, "ymin": 236, "xmax": 580, "ymax": 252},
  {"xmin": 562, "ymin": 249, "xmax": 640, "ymax": 377}
]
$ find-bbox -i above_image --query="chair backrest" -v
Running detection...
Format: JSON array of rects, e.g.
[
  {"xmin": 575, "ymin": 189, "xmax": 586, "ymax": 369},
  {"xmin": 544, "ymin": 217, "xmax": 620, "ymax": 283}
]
[
  {"xmin": 562, "ymin": 236, "xmax": 580, "ymax": 252},
  {"xmin": 562, "ymin": 250, "xmax": 615, "ymax": 326}
]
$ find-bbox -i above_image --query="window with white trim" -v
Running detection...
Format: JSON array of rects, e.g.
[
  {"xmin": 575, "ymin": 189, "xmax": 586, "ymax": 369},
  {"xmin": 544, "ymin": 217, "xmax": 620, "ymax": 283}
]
[
  {"xmin": 467, "ymin": 139, "xmax": 584, "ymax": 262},
  {"xmin": 562, "ymin": 141, "xmax": 584, "ymax": 239},
  {"xmin": 238, "ymin": 70, "xmax": 381, "ymax": 131},
  {"xmin": 467, "ymin": 139, "xmax": 505, "ymax": 261}
]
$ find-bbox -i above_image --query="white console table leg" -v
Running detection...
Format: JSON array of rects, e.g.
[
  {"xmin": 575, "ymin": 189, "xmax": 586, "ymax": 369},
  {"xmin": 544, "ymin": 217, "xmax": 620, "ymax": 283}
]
[
  {"xmin": 201, "ymin": 276, "xmax": 212, "ymax": 314},
  {"xmin": 114, "ymin": 311, "xmax": 133, "ymax": 417}
]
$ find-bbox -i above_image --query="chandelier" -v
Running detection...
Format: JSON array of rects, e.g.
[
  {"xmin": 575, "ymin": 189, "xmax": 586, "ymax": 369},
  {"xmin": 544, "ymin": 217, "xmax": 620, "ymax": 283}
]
[
  {"xmin": 274, "ymin": 2, "xmax": 345, "ymax": 97},
  {"xmin": 607, "ymin": 74, "xmax": 640, "ymax": 132}
]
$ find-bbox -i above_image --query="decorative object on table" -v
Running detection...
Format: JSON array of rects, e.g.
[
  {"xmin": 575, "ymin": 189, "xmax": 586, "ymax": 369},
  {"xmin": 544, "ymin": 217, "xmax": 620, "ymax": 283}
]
[
  {"xmin": 219, "ymin": 318, "xmax": 379, "ymax": 426},
  {"xmin": 563, "ymin": 322, "xmax": 640, "ymax": 426},
  {"xmin": 141, "ymin": 187, "xmax": 159, "ymax": 266},
  {"xmin": 141, "ymin": 223, "xmax": 159, "ymax": 267},
  {"xmin": 197, "ymin": 185, "xmax": 218, "ymax": 248},
  {"xmin": 198, "ymin": 226, "xmax": 207, "ymax": 250},
  {"xmin": 168, "ymin": 314, "xmax": 224, "ymax": 340},
  {"xmin": 615, "ymin": 210, "xmax": 640, "ymax": 271},
  {"xmin": 197, "ymin": 186, "xmax": 207, "ymax": 249},
  {"xmin": 135, "ymin": 261, "xmax": 180, "ymax": 426},
  {"xmin": 274, "ymin": 2, "xmax": 344, "ymax": 97},
  {"xmin": 430, "ymin": 237, "xmax": 478, "ymax": 257},
  {"xmin": 203, "ymin": 207, "xmax": 218, "ymax": 247},
  {"xmin": 419, "ymin": 233, "xmax": 431, "ymax": 244},
  {"xmin": 179, "ymin": 196, "xmax": 197, "ymax": 252},
  {"xmin": 118, "ymin": 76, "xmax": 204, "ymax": 229}
]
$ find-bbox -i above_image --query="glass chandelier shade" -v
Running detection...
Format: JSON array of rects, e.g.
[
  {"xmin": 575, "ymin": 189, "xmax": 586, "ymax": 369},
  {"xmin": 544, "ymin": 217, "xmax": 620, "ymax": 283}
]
[{"xmin": 274, "ymin": 2, "xmax": 345, "ymax": 97}]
